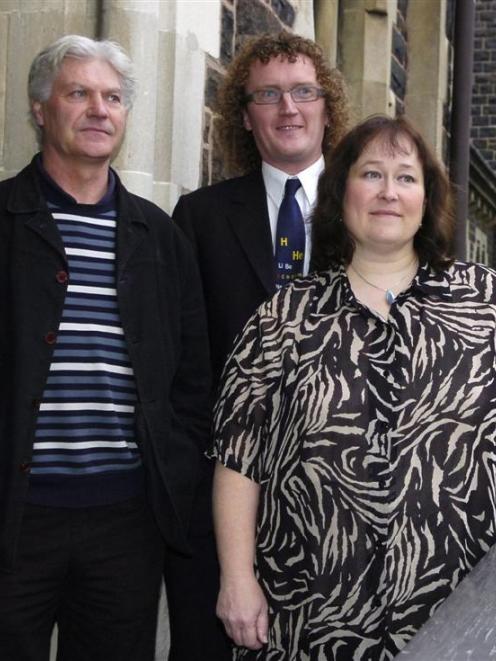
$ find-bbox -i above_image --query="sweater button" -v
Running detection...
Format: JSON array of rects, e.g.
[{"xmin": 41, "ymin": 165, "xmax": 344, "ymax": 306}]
[{"xmin": 56, "ymin": 270, "xmax": 68, "ymax": 284}]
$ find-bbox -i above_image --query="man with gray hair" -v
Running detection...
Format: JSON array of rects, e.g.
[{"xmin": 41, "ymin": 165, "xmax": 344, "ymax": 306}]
[{"xmin": 0, "ymin": 35, "xmax": 210, "ymax": 661}]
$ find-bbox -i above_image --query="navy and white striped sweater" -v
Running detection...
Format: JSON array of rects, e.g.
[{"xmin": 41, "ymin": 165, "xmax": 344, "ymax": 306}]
[{"xmin": 27, "ymin": 163, "xmax": 144, "ymax": 507}]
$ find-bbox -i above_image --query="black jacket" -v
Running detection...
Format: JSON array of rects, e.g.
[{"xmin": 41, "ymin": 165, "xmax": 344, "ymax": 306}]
[
  {"xmin": 0, "ymin": 158, "xmax": 211, "ymax": 570},
  {"xmin": 173, "ymin": 171, "xmax": 276, "ymax": 387}
]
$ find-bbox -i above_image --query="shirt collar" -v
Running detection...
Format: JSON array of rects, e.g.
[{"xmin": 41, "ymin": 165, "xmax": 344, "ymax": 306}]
[
  {"xmin": 342, "ymin": 260, "xmax": 455, "ymax": 303},
  {"xmin": 411, "ymin": 262, "xmax": 453, "ymax": 300},
  {"xmin": 334, "ymin": 261, "xmax": 454, "ymax": 310},
  {"xmin": 262, "ymin": 155, "xmax": 325, "ymax": 208}
]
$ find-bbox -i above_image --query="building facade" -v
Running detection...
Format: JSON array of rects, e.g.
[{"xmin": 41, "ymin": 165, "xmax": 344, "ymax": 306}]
[{"xmin": 1, "ymin": 1, "xmax": 494, "ymax": 261}]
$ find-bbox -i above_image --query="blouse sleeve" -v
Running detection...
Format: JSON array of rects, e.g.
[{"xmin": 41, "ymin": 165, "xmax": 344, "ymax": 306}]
[{"xmin": 210, "ymin": 303, "xmax": 280, "ymax": 484}]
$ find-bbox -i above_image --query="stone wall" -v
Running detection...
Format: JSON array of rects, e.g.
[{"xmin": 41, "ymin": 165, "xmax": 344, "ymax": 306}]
[
  {"xmin": 468, "ymin": 0, "xmax": 496, "ymax": 267},
  {"xmin": 472, "ymin": 0, "xmax": 496, "ymax": 170},
  {"xmin": 0, "ymin": 0, "xmax": 455, "ymax": 195}
]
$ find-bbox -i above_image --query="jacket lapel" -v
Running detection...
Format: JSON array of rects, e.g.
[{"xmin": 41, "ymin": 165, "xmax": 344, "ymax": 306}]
[
  {"xmin": 24, "ymin": 211, "xmax": 67, "ymax": 261},
  {"xmin": 227, "ymin": 171, "xmax": 275, "ymax": 296},
  {"xmin": 115, "ymin": 178, "xmax": 149, "ymax": 280},
  {"xmin": 7, "ymin": 158, "xmax": 66, "ymax": 262}
]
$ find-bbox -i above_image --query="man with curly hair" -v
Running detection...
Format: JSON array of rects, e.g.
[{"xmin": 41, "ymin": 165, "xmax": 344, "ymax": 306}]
[{"xmin": 168, "ymin": 31, "xmax": 350, "ymax": 660}]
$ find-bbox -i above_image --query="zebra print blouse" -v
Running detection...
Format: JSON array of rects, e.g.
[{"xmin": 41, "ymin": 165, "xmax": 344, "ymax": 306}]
[{"xmin": 212, "ymin": 261, "xmax": 496, "ymax": 660}]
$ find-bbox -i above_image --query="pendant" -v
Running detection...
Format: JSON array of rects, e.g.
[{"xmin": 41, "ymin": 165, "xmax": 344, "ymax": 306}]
[{"xmin": 386, "ymin": 289, "xmax": 396, "ymax": 305}]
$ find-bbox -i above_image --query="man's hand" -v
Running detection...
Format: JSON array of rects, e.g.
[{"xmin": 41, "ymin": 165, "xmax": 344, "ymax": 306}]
[{"xmin": 217, "ymin": 573, "xmax": 269, "ymax": 650}]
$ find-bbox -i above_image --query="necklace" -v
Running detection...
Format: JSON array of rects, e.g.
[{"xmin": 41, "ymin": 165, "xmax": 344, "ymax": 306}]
[{"xmin": 349, "ymin": 258, "xmax": 418, "ymax": 305}]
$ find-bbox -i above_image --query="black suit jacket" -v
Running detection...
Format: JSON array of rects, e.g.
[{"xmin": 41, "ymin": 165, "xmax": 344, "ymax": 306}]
[{"xmin": 173, "ymin": 170, "xmax": 276, "ymax": 387}]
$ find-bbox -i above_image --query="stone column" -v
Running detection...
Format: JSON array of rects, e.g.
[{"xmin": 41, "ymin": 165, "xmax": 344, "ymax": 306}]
[
  {"xmin": 315, "ymin": 0, "xmax": 339, "ymax": 68},
  {"xmin": 101, "ymin": 0, "xmax": 220, "ymax": 213},
  {"xmin": 154, "ymin": 0, "xmax": 220, "ymax": 211},
  {"xmin": 340, "ymin": 0, "xmax": 397, "ymax": 120},
  {"xmin": 100, "ymin": 0, "xmax": 161, "ymax": 201},
  {"xmin": 404, "ymin": 0, "xmax": 448, "ymax": 157},
  {"xmin": 293, "ymin": 0, "xmax": 317, "ymax": 38}
]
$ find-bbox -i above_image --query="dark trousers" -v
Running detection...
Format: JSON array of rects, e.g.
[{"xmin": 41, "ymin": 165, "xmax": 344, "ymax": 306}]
[
  {"xmin": 0, "ymin": 498, "xmax": 164, "ymax": 661},
  {"xmin": 164, "ymin": 532, "xmax": 232, "ymax": 660},
  {"xmin": 164, "ymin": 461, "xmax": 232, "ymax": 661}
]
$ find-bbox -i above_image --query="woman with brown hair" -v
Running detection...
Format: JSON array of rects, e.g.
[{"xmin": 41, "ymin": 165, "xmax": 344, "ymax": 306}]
[{"xmin": 211, "ymin": 115, "xmax": 496, "ymax": 659}]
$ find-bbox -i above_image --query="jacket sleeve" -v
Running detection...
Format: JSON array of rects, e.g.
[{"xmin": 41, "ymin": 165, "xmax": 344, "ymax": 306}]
[
  {"xmin": 172, "ymin": 193, "xmax": 221, "ymax": 404},
  {"xmin": 169, "ymin": 224, "xmax": 212, "ymax": 454},
  {"xmin": 172, "ymin": 194, "xmax": 198, "ymax": 254}
]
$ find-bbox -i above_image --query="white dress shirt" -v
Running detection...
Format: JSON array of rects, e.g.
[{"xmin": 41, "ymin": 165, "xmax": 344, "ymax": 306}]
[{"xmin": 262, "ymin": 156, "xmax": 324, "ymax": 276}]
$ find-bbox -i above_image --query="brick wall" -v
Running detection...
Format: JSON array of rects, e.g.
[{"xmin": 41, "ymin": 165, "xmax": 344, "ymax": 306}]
[{"xmin": 472, "ymin": 0, "xmax": 496, "ymax": 171}]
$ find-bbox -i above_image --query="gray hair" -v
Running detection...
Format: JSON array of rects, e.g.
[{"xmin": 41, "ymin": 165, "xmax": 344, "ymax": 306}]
[{"xmin": 28, "ymin": 34, "xmax": 136, "ymax": 140}]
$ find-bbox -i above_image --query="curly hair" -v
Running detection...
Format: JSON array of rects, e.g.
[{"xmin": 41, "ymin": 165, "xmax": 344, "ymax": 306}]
[
  {"xmin": 311, "ymin": 115, "xmax": 455, "ymax": 272},
  {"xmin": 217, "ymin": 31, "xmax": 350, "ymax": 175}
]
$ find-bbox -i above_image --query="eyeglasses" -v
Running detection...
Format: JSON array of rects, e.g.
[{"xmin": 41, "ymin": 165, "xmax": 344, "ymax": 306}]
[{"xmin": 244, "ymin": 84, "xmax": 325, "ymax": 105}]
